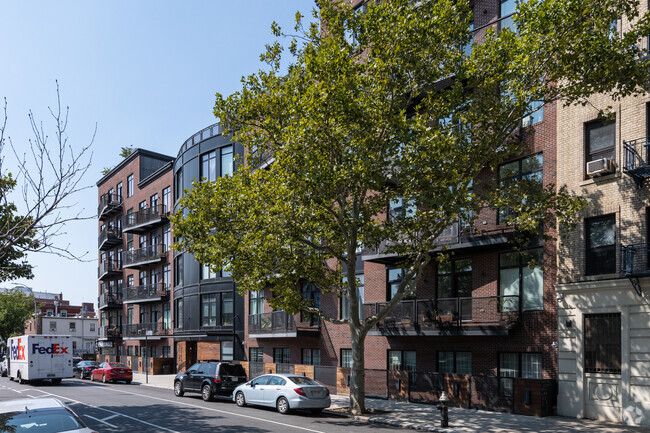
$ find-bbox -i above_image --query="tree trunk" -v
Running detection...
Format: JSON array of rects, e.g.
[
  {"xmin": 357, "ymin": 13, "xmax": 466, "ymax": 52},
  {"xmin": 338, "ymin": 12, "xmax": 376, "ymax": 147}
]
[{"xmin": 349, "ymin": 322, "xmax": 367, "ymax": 415}]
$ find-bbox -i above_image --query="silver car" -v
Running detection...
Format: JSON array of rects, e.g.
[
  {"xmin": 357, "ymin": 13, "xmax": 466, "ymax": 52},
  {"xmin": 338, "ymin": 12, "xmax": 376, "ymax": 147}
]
[
  {"xmin": 233, "ymin": 373, "xmax": 331, "ymax": 414},
  {"xmin": 0, "ymin": 397, "xmax": 96, "ymax": 432}
]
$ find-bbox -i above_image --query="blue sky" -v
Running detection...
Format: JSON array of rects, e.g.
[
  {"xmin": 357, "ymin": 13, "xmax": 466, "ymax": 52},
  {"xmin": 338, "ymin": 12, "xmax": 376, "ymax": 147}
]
[{"xmin": 1, "ymin": 1, "xmax": 316, "ymax": 306}]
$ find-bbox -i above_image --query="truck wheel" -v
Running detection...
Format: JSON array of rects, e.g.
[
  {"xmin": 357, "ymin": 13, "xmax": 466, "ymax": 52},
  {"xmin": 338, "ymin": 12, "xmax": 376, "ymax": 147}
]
[
  {"xmin": 52, "ymin": 378, "xmax": 62, "ymax": 385},
  {"xmin": 202, "ymin": 384, "xmax": 214, "ymax": 402},
  {"xmin": 17, "ymin": 372, "xmax": 25, "ymax": 385}
]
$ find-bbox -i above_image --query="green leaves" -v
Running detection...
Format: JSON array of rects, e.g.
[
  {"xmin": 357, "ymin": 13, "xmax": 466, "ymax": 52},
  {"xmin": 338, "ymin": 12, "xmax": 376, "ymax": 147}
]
[{"xmin": 0, "ymin": 289, "xmax": 35, "ymax": 342}]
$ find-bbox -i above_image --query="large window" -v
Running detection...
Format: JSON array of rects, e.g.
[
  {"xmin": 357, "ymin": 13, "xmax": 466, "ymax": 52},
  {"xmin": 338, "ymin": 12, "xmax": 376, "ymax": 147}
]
[
  {"xmin": 388, "ymin": 350, "xmax": 416, "ymax": 372},
  {"xmin": 127, "ymin": 174, "xmax": 134, "ymax": 197},
  {"xmin": 162, "ymin": 186, "xmax": 171, "ymax": 213},
  {"xmin": 175, "ymin": 255, "xmax": 184, "ymax": 286},
  {"xmin": 300, "ymin": 283, "xmax": 320, "ymax": 324},
  {"xmin": 586, "ymin": 215, "xmax": 616, "ymax": 275},
  {"xmin": 150, "ymin": 193, "xmax": 158, "ymax": 209},
  {"xmin": 250, "ymin": 290, "xmax": 264, "ymax": 316},
  {"xmin": 250, "ymin": 347, "xmax": 264, "ymax": 363},
  {"xmin": 437, "ymin": 258, "xmax": 472, "ymax": 299},
  {"xmin": 499, "ymin": 248, "xmax": 543, "ymax": 311},
  {"xmin": 273, "ymin": 348, "xmax": 290, "ymax": 364},
  {"xmin": 163, "ymin": 303, "xmax": 171, "ymax": 330},
  {"xmin": 201, "ymin": 264, "xmax": 217, "ymax": 280},
  {"xmin": 500, "ymin": 0, "xmax": 516, "ymax": 31},
  {"xmin": 522, "ymin": 100, "xmax": 544, "ymax": 127},
  {"xmin": 498, "ymin": 154, "xmax": 543, "ymax": 223},
  {"xmin": 438, "ymin": 351, "xmax": 472, "ymax": 375},
  {"xmin": 341, "ymin": 349, "xmax": 352, "ymax": 368},
  {"xmin": 200, "ymin": 150, "xmax": 218, "ymax": 181},
  {"xmin": 341, "ymin": 274, "xmax": 364, "ymax": 319},
  {"xmin": 117, "ymin": 182, "xmax": 123, "ymax": 199},
  {"xmin": 221, "ymin": 145, "xmax": 234, "ymax": 177},
  {"xmin": 201, "ymin": 145, "xmax": 234, "ymax": 181},
  {"xmin": 499, "ymin": 353, "xmax": 542, "ymax": 396},
  {"xmin": 174, "ymin": 168, "xmax": 183, "ymax": 201},
  {"xmin": 175, "ymin": 299, "xmax": 184, "ymax": 329},
  {"xmin": 201, "ymin": 294, "xmax": 217, "ymax": 327},
  {"xmin": 585, "ymin": 313, "xmax": 621, "ymax": 374},
  {"xmin": 302, "ymin": 349, "xmax": 321, "ymax": 366},
  {"xmin": 222, "ymin": 292, "xmax": 234, "ymax": 326},
  {"xmin": 222, "ymin": 341, "xmax": 234, "ymax": 361},
  {"xmin": 389, "ymin": 197, "xmax": 416, "ymax": 219},
  {"xmin": 586, "ymin": 119, "xmax": 616, "ymax": 162}
]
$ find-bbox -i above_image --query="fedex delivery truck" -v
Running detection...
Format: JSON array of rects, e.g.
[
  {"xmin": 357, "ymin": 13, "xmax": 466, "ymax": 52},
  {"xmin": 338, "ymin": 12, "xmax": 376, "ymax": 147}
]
[{"xmin": 7, "ymin": 335, "xmax": 73, "ymax": 384}]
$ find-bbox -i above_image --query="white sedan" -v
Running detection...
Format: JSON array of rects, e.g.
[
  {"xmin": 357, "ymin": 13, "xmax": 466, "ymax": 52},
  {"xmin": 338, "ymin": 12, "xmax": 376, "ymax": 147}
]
[{"xmin": 233, "ymin": 373, "xmax": 331, "ymax": 414}]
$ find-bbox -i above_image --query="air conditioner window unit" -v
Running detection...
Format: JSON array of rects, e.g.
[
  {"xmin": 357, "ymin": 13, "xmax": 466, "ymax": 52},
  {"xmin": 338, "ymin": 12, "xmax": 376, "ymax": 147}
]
[{"xmin": 587, "ymin": 158, "xmax": 616, "ymax": 177}]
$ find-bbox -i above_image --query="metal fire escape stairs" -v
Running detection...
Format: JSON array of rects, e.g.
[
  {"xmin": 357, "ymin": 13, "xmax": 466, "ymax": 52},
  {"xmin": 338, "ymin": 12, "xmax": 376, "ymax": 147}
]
[{"xmin": 623, "ymin": 137, "xmax": 650, "ymax": 190}]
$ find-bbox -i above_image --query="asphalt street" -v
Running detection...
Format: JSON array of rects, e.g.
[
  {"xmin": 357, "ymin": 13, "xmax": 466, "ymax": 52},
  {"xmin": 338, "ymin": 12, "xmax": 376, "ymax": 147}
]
[{"xmin": 0, "ymin": 376, "xmax": 402, "ymax": 433}]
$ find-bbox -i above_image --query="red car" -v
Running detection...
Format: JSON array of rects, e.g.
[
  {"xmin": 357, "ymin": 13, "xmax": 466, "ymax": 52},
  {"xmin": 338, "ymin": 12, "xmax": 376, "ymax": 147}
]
[{"xmin": 91, "ymin": 362, "xmax": 132, "ymax": 384}]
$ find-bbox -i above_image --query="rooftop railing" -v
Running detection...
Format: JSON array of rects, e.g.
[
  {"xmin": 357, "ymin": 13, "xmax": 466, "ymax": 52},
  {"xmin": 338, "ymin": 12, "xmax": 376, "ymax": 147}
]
[{"xmin": 248, "ymin": 311, "xmax": 296, "ymax": 336}]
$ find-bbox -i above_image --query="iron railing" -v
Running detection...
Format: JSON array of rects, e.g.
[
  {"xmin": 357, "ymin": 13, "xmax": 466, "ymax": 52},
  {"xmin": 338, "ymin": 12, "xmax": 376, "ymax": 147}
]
[
  {"xmin": 177, "ymin": 123, "xmax": 223, "ymax": 158},
  {"xmin": 248, "ymin": 311, "xmax": 296, "ymax": 335},
  {"xmin": 99, "ymin": 326, "xmax": 122, "ymax": 339},
  {"xmin": 98, "ymin": 260, "xmax": 122, "ymax": 279},
  {"xmin": 98, "ymin": 228, "xmax": 122, "ymax": 250},
  {"xmin": 621, "ymin": 243, "xmax": 650, "ymax": 277},
  {"xmin": 122, "ymin": 244, "xmax": 167, "ymax": 268},
  {"xmin": 123, "ymin": 322, "xmax": 166, "ymax": 337},
  {"xmin": 98, "ymin": 193, "xmax": 123, "ymax": 219},
  {"xmin": 123, "ymin": 282, "xmax": 168, "ymax": 303},
  {"xmin": 122, "ymin": 205, "xmax": 168, "ymax": 232},
  {"xmin": 98, "ymin": 292, "xmax": 122, "ymax": 309}
]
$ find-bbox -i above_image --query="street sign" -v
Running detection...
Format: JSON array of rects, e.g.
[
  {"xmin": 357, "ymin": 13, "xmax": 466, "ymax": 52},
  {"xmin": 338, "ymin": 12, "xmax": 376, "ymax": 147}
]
[{"xmin": 146, "ymin": 330, "xmax": 153, "ymax": 336}]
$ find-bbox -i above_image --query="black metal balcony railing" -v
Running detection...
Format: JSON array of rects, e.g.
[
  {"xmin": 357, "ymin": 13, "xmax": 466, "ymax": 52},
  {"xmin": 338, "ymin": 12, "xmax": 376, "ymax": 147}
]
[
  {"xmin": 177, "ymin": 123, "xmax": 223, "ymax": 158},
  {"xmin": 248, "ymin": 311, "xmax": 296, "ymax": 336},
  {"xmin": 98, "ymin": 193, "xmax": 123, "ymax": 221},
  {"xmin": 98, "ymin": 292, "xmax": 123, "ymax": 309},
  {"xmin": 623, "ymin": 137, "xmax": 650, "ymax": 189},
  {"xmin": 98, "ymin": 260, "xmax": 122, "ymax": 279},
  {"xmin": 99, "ymin": 326, "xmax": 122, "ymax": 339},
  {"xmin": 98, "ymin": 228, "xmax": 122, "ymax": 250},
  {"xmin": 621, "ymin": 243, "xmax": 650, "ymax": 277},
  {"xmin": 362, "ymin": 295, "xmax": 521, "ymax": 332},
  {"xmin": 122, "ymin": 205, "xmax": 168, "ymax": 234},
  {"xmin": 123, "ymin": 322, "xmax": 167, "ymax": 338},
  {"xmin": 123, "ymin": 283, "xmax": 169, "ymax": 303},
  {"xmin": 122, "ymin": 244, "xmax": 167, "ymax": 268}
]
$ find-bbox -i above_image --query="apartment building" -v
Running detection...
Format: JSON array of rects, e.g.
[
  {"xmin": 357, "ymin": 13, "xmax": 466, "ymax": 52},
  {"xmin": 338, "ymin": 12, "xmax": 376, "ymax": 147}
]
[
  {"xmin": 97, "ymin": 149, "xmax": 175, "ymax": 368},
  {"xmin": 172, "ymin": 123, "xmax": 246, "ymax": 371},
  {"xmin": 555, "ymin": 12, "xmax": 650, "ymax": 427}
]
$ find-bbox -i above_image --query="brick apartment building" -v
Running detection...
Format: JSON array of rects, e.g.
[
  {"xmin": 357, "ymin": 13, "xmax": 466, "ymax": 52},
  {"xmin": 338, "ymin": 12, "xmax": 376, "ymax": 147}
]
[
  {"xmin": 96, "ymin": 149, "xmax": 175, "ymax": 373},
  {"xmin": 555, "ymin": 7, "xmax": 650, "ymax": 426}
]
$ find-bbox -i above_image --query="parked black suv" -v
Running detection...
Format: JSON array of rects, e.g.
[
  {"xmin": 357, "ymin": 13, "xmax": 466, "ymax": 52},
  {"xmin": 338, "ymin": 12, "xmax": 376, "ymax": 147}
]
[{"xmin": 174, "ymin": 361, "xmax": 247, "ymax": 401}]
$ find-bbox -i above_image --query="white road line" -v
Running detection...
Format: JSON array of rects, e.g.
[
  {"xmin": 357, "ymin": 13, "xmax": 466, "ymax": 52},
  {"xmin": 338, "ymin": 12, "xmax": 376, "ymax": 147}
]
[
  {"xmin": 102, "ymin": 414, "xmax": 120, "ymax": 421},
  {"xmin": 104, "ymin": 387, "xmax": 326, "ymax": 433},
  {"xmin": 32, "ymin": 389, "xmax": 180, "ymax": 433},
  {"xmin": 84, "ymin": 414, "xmax": 118, "ymax": 428}
]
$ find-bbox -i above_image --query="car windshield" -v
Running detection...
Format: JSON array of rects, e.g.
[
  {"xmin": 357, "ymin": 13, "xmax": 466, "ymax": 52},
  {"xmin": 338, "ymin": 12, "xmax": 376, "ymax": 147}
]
[
  {"xmin": 0, "ymin": 409, "xmax": 85, "ymax": 432},
  {"xmin": 220, "ymin": 364, "xmax": 246, "ymax": 376},
  {"xmin": 83, "ymin": 362, "xmax": 100, "ymax": 367},
  {"xmin": 109, "ymin": 363, "xmax": 127, "ymax": 368},
  {"xmin": 288, "ymin": 377, "xmax": 319, "ymax": 386}
]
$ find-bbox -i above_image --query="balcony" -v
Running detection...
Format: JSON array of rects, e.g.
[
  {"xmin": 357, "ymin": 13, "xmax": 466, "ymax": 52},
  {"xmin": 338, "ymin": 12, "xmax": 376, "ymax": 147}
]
[
  {"xmin": 362, "ymin": 295, "xmax": 520, "ymax": 336},
  {"xmin": 363, "ymin": 208, "xmax": 514, "ymax": 264},
  {"xmin": 98, "ymin": 260, "xmax": 122, "ymax": 280},
  {"xmin": 98, "ymin": 228, "xmax": 122, "ymax": 251},
  {"xmin": 123, "ymin": 283, "xmax": 169, "ymax": 304},
  {"xmin": 623, "ymin": 137, "xmax": 650, "ymax": 189},
  {"xmin": 98, "ymin": 292, "xmax": 123, "ymax": 310},
  {"xmin": 122, "ymin": 244, "xmax": 167, "ymax": 269},
  {"xmin": 123, "ymin": 322, "xmax": 170, "ymax": 338},
  {"xmin": 621, "ymin": 243, "xmax": 650, "ymax": 296},
  {"xmin": 122, "ymin": 205, "xmax": 169, "ymax": 234},
  {"xmin": 248, "ymin": 311, "xmax": 299, "ymax": 338},
  {"xmin": 98, "ymin": 193, "xmax": 123, "ymax": 221},
  {"xmin": 98, "ymin": 326, "xmax": 122, "ymax": 339}
]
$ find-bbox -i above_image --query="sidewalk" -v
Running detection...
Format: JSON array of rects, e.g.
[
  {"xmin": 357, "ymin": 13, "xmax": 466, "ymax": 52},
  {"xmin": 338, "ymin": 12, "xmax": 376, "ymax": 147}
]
[{"xmin": 131, "ymin": 373, "xmax": 650, "ymax": 432}]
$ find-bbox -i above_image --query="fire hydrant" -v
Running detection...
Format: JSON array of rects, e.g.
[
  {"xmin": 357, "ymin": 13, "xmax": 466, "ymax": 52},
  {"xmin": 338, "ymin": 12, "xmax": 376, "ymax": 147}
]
[{"xmin": 437, "ymin": 391, "xmax": 449, "ymax": 428}]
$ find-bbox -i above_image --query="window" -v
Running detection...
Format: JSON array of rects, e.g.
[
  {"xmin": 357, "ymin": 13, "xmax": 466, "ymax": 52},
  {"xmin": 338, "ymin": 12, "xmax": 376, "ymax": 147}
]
[
  {"xmin": 498, "ymin": 154, "xmax": 543, "ymax": 223},
  {"xmin": 345, "ymin": 2, "xmax": 368, "ymax": 44},
  {"xmin": 300, "ymin": 284, "xmax": 320, "ymax": 324},
  {"xmin": 201, "ymin": 294, "xmax": 217, "ymax": 327},
  {"xmin": 222, "ymin": 292, "xmax": 234, "ymax": 325},
  {"xmin": 250, "ymin": 347, "xmax": 264, "ymax": 363},
  {"xmin": 139, "ymin": 270, "xmax": 148, "ymax": 286},
  {"xmin": 586, "ymin": 215, "xmax": 616, "ymax": 275},
  {"xmin": 500, "ymin": 0, "xmax": 516, "ymax": 31},
  {"xmin": 522, "ymin": 100, "xmax": 544, "ymax": 127},
  {"xmin": 389, "ymin": 197, "xmax": 416, "ymax": 219},
  {"xmin": 175, "ymin": 299, "xmax": 184, "ymax": 329},
  {"xmin": 50, "ymin": 321, "xmax": 56, "ymax": 331},
  {"xmin": 586, "ymin": 119, "xmax": 616, "ymax": 163},
  {"xmin": 437, "ymin": 258, "xmax": 472, "ymax": 299},
  {"xmin": 108, "ymin": 188, "xmax": 114, "ymax": 201},
  {"xmin": 438, "ymin": 351, "xmax": 472, "ymax": 375},
  {"xmin": 163, "ymin": 225, "xmax": 171, "ymax": 250},
  {"xmin": 222, "ymin": 341, "xmax": 234, "ymax": 361},
  {"xmin": 127, "ymin": 306, "xmax": 134, "ymax": 325},
  {"xmin": 139, "ymin": 306, "xmax": 147, "ymax": 324},
  {"xmin": 341, "ymin": 274, "xmax": 364, "ymax": 319},
  {"xmin": 127, "ymin": 174, "xmax": 134, "ymax": 197},
  {"xmin": 201, "ymin": 264, "xmax": 217, "ymax": 280},
  {"xmin": 163, "ymin": 346, "xmax": 171, "ymax": 358},
  {"xmin": 250, "ymin": 290, "xmax": 264, "ymax": 315},
  {"xmin": 69, "ymin": 322, "xmax": 76, "ymax": 332},
  {"xmin": 388, "ymin": 350, "xmax": 416, "ymax": 372},
  {"xmin": 139, "ymin": 200, "xmax": 147, "ymax": 211},
  {"xmin": 135, "ymin": 346, "xmax": 140, "ymax": 357},
  {"xmin": 150, "ymin": 346, "xmax": 158, "ymax": 358},
  {"xmin": 387, "ymin": 268, "xmax": 415, "ymax": 300},
  {"xmin": 117, "ymin": 182, "xmax": 123, "ymax": 199},
  {"xmin": 60, "ymin": 310, "xmax": 67, "ymax": 318},
  {"xmin": 127, "ymin": 275, "xmax": 134, "ymax": 287},
  {"xmin": 499, "ymin": 353, "xmax": 542, "ymax": 396},
  {"xmin": 162, "ymin": 186, "xmax": 171, "ymax": 213},
  {"xmin": 499, "ymin": 249, "xmax": 543, "ymax": 311},
  {"xmin": 162, "ymin": 264, "xmax": 171, "ymax": 289},
  {"xmin": 163, "ymin": 303, "xmax": 171, "ymax": 330},
  {"xmin": 90, "ymin": 323, "xmax": 95, "ymax": 332},
  {"xmin": 585, "ymin": 313, "xmax": 621, "ymax": 374},
  {"xmin": 302, "ymin": 349, "xmax": 321, "ymax": 366},
  {"xmin": 127, "ymin": 346, "xmax": 133, "ymax": 356},
  {"xmin": 273, "ymin": 348, "xmax": 290, "ymax": 364},
  {"xmin": 221, "ymin": 145, "xmax": 234, "ymax": 177},
  {"xmin": 175, "ymin": 255, "xmax": 184, "ymax": 286},
  {"xmin": 341, "ymin": 349, "xmax": 353, "ymax": 368},
  {"xmin": 151, "ymin": 193, "xmax": 158, "ymax": 209},
  {"xmin": 175, "ymin": 168, "xmax": 183, "ymax": 201},
  {"xmin": 200, "ymin": 150, "xmax": 218, "ymax": 182}
]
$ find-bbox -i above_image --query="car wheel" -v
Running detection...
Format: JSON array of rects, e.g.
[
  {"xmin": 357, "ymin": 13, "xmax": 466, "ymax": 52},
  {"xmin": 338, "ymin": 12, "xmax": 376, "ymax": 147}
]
[
  {"xmin": 202, "ymin": 384, "xmax": 214, "ymax": 402},
  {"xmin": 235, "ymin": 391, "xmax": 246, "ymax": 407},
  {"xmin": 310, "ymin": 409, "xmax": 323, "ymax": 415},
  {"xmin": 102, "ymin": 374, "xmax": 107, "ymax": 383},
  {"xmin": 174, "ymin": 381, "xmax": 184, "ymax": 397},
  {"xmin": 276, "ymin": 397, "xmax": 290, "ymax": 415}
]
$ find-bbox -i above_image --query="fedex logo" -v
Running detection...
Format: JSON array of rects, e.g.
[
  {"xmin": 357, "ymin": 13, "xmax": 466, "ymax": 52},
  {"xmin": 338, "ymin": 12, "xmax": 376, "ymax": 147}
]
[
  {"xmin": 32, "ymin": 343, "xmax": 68, "ymax": 355},
  {"xmin": 10, "ymin": 338, "xmax": 26, "ymax": 361}
]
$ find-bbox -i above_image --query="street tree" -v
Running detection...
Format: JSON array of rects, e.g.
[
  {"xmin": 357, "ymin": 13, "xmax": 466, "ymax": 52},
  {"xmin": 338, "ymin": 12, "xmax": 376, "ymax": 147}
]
[
  {"xmin": 173, "ymin": 0, "xmax": 650, "ymax": 414},
  {"xmin": 0, "ymin": 82, "xmax": 95, "ymax": 282},
  {"xmin": 0, "ymin": 288, "xmax": 35, "ymax": 344}
]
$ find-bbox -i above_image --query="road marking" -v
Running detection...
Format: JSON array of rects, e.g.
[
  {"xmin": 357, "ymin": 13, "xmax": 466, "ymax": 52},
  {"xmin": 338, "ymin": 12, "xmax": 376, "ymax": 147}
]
[
  {"xmin": 84, "ymin": 414, "xmax": 118, "ymax": 428},
  {"xmin": 102, "ymin": 414, "xmax": 120, "ymax": 421},
  {"xmin": 32, "ymin": 389, "xmax": 180, "ymax": 433},
  {"xmin": 103, "ymin": 386, "xmax": 326, "ymax": 433}
]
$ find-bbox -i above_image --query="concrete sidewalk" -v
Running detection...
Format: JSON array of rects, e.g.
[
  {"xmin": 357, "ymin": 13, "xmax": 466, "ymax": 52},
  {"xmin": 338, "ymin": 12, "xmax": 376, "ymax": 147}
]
[{"xmin": 131, "ymin": 373, "xmax": 650, "ymax": 432}]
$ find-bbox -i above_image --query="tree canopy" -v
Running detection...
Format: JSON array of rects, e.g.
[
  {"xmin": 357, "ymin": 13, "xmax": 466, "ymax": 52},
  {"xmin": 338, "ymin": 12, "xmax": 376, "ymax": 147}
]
[
  {"xmin": 173, "ymin": 0, "xmax": 650, "ymax": 414},
  {"xmin": 0, "ymin": 289, "xmax": 34, "ymax": 344}
]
